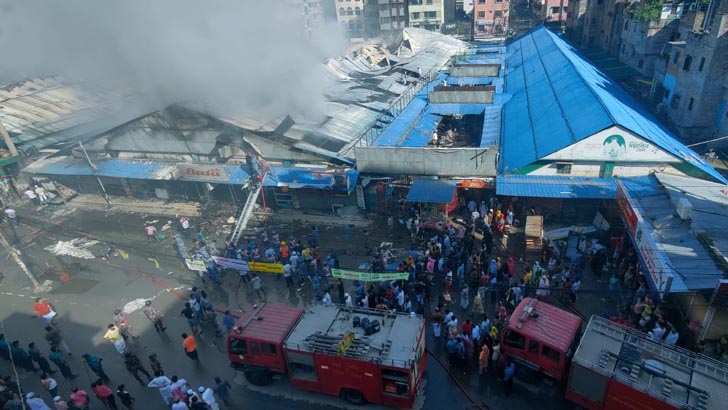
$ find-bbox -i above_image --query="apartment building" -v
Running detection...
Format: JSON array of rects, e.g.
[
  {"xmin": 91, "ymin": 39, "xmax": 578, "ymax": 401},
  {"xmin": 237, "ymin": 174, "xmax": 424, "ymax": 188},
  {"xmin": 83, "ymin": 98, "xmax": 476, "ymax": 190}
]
[
  {"xmin": 287, "ymin": 0, "xmax": 326, "ymax": 36},
  {"xmin": 336, "ymin": 0, "xmax": 368, "ymax": 37},
  {"xmin": 473, "ymin": 0, "xmax": 510, "ymax": 37},
  {"xmin": 617, "ymin": 5, "xmax": 682, "ymax": 77},
  {"xmin": 537, "ymin": 0, "xmax": 569, "ymax": 22},
  {"xmin": 377, "ymin": 0, "xmax": 408, "ymax": 36},
  {"xmin": 655, "ymin": 0, "xmax": 728, "ymax": 140},
  {"xmin": 408, "ymin": 0, "xmax": 446, "ymax": 30}
]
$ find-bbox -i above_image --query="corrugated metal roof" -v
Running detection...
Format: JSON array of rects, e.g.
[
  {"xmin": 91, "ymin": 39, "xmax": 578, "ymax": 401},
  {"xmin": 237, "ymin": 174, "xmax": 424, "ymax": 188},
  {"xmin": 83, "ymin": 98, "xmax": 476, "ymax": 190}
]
[
  {"xmin": 501, "ymin": 27, "xmax": 727, "ymax": 184},
  {"xmin": 372, "ymin": 98, "xmax": 428, "ymax": 147},
  {"xmin": 496, "ymin": 175, "xmax": 617, "ymax": 198},
  {"xmin": 427, "ymin": 103, "xmax": 487, "ymax": 115},
  {"xmin": 406, "ymin": 179, "xmax": 456, "ymax": 203},
  {"xmin": 23, "ymin": 156, "xmax": 177, "ymax": 180},
  {"xmin": 446, "ymin": 77, "xmax": 493, "ymax": 86}
]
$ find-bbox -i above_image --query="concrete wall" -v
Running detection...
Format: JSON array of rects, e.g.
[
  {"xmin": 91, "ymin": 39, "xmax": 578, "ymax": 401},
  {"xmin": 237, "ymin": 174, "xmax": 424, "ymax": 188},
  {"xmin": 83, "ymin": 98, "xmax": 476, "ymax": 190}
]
[
  {"xmin": 354, "ymin": 146, "xmax": 498, "ymax": 176},
  {"xmin": 429, "ymin": 86, "xmax": 494, "ymax": 103},
  {"xmin": 451, "ymin": 64, "xmax": 500, "ymax": 77}
]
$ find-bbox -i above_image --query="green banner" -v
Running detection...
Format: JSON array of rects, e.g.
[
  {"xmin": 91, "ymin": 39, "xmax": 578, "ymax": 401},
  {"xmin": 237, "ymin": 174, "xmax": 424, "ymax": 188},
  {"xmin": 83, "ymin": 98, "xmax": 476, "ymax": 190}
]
[{"xmin": 331, "ymin": 269, "xmax": 409, "ymax": 282}]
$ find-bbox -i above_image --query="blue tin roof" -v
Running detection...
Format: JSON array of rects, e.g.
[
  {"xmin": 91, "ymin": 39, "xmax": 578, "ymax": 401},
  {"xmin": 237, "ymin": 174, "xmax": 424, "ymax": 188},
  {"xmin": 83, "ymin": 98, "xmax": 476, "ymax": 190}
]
[
  {"xmin": 24, "ymin": 157, "xmax": 177, "ymax": 180},
  {"xmin": 263, "ymin": 167, "xmax": 359, "ymax": 192},
  {"xmin": 495, "ymin": 175, "xmax": 662, "ymax": 199},
  {"xmin": 447, "ymin": 77, "xmax": 493, "ymax": 86},
  {"xmin": 427, "ymin": 103, "xmax": 487, "ymax": 116},
  {"xmin": 501, "ymin": 27, "xmax": 727, "ymax": 184},
  {"xmin": 406, "ymin": 179, "xmax": 457, "ymax": 203},
  {"xmin": 372, "ymin": 98, "xmax": 429, "ymax": 147}
]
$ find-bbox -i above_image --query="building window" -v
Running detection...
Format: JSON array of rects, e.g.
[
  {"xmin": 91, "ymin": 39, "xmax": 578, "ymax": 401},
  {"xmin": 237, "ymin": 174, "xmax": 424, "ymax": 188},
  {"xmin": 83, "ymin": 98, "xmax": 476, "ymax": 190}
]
[
  {"xmin": 688, "ymin": 97, "xmax": 694, "ymax": 110},
  {"xmin": 479, "ymin": 0, "xmax": 486, "ymax": 3},
  {"xmin": 496, "ymin": 0, "xmax": 503, "ymax": 3},
  {"xmin": 698, "ymin": 57, "xmax": 706, "ymax": 72},
  {"xmin": 478, "ymin": 11, "xmax": 485, "ymax": 17},
  {"xmin": 424, "ymin": 11, "xmax": 436, "ymax": 18},
  {"xmin": 426, "ymin": 0, "xmax": 433, "ymax": 4},
  {"xmin": 412, "ymin": 12, "xmax": 420, "ymax": 19},
  {"xmin": 624, "ymin": 21, "xmax": 628, "ymax": 31},
  {"xmin": 347, "ymin": 7, "xmax": 353, "ymax": 15},
  {"xmin": 683, "ymin": 55, "xmax": 692, "ymax": 71},
  {"xmin": 381, "ymin": 17, "xmax": 390, "ymax": 23},
  {"xmin": 355, "ymin": 6, "xmax": 361, "ymax": 15},
  {"xmin": 556, "ymin": 163, "xmax": 572, "ymax": 174},
  {"xmin": 637, "ymin": 59, "xmax": 644, "ymax": 69},
  {"xmin": 495, "ymin": 10, "xmax": 503, "ymax": 17},
  {"xmin": 339, "ymin": 7, "xmax": 345, "ymax": 16},
  {"xmin": 672, "ymin": 51, "xmax": 680, "ymax": 65},
  {"xmin": 671, "ymin": 94, "xmax": 681, "ymax": 109}
]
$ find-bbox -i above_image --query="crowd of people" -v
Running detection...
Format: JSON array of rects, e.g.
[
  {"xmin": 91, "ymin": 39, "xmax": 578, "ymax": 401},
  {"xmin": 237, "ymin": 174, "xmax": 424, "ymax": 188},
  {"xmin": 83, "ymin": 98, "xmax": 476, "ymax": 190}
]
[{"xmin": 0, "ymin": 296, "xmax": 232, "ymax": 410}]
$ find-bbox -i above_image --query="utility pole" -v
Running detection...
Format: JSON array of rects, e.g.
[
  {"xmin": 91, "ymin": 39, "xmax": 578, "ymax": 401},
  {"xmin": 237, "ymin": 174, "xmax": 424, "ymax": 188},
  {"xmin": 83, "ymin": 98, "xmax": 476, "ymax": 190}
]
[
  {"xmin": 0, "ymin": 228, "xmax": 40, "ymax": 290},
  {"xmin": 78, "ymin": 141, "xmax": 112, "ymax": 208}
]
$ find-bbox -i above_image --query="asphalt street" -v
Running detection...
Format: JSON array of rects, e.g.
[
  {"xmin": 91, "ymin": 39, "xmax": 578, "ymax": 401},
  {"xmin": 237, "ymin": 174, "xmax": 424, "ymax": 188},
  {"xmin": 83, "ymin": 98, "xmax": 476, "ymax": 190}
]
[{"xmin": 0, "ymin": 200, "xmax": 604, "ymax": 409}]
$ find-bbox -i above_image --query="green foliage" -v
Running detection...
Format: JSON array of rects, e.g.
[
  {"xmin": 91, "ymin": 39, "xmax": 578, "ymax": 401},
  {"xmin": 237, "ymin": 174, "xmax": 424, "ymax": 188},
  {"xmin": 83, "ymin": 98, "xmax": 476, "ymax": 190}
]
[{"xmin": 633, "ymin": 0, "xmax": 664, "ymax": 21}]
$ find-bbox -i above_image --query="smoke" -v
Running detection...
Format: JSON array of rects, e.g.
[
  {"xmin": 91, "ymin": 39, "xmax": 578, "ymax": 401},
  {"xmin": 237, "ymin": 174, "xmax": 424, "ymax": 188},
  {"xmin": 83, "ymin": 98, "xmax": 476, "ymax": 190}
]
[{"xmin": 0, "ymin": 0, "xmax": 347, "ymax": 119}]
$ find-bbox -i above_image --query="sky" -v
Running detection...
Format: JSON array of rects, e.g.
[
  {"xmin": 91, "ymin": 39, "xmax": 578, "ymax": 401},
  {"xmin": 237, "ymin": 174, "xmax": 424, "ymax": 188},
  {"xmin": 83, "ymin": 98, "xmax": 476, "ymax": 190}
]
[{"xmin": 0, "ymin": 0, "xmax": 347, "ymax": 119}]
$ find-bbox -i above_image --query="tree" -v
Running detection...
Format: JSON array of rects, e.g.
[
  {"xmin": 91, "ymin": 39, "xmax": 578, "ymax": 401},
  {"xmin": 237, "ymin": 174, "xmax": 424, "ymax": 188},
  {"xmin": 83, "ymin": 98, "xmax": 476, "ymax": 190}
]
[{"xmin": 633, "ymin": 0, "xmax": 664, "ymax": 21}]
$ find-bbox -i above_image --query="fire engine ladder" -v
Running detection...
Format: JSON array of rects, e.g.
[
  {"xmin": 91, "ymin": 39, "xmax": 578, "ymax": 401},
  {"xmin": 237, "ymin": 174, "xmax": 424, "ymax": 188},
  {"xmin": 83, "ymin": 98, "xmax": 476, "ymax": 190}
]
[
  {"xmin": 591, "ymin": 317, "xmax": 728, "ymax": 385},
  {"xmin": 304, "ymin": 333, "xmax": 385, "ymax": 359},
  {"xmin": 230, "ymin": 184, "xmax": 262, "ymax": 245}
]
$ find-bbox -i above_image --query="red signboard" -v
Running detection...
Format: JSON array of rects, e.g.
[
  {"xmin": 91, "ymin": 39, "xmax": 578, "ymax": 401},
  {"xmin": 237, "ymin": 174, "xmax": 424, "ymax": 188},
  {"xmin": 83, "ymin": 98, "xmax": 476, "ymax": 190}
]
[{"xmin": 616, "ymin": 182, "xmax": 638, "ymax": 237}]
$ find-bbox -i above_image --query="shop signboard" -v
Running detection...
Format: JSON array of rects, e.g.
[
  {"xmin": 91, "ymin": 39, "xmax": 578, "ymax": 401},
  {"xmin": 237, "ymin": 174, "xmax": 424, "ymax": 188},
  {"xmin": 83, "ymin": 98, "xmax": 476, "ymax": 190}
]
[
  {"xmin": 634, "ymin": 226, "xmax": 673, "ymax": 296},
  {"xmin": 616, "ymin": 182, "xmax": 639, "ymax": 237},
  {"xmin": 331, "ymin": 269, "xmax": 409, "ymax": 282},
  {"xmin": 177, "ymin": 163, "xmax": 230, "ymax": 182},
  {"xmin": 247, "ymin": 262, "xmax": 284, "ymax": 274},
  {"xmin": 185, "ymin": 258, "xmax": 208, "ymax": 272},
  {"xmin": 212, "ymin": 256, "xmax": 250, "ymax": 271}
]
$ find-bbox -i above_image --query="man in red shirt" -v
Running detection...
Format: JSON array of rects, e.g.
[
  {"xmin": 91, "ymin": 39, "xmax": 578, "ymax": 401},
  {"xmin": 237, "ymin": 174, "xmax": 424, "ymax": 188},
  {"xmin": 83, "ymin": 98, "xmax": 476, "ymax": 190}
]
[
  {"xmin": 91, "ymin": 381, "xmax": 118, "ymax": 409},
  {"xmin": 34, "ymin": 298, "xmax": 57, "ymax": 325},
  {"xmin": 69, "ymin": 387, "xmax": 90, "ymax": 409}
]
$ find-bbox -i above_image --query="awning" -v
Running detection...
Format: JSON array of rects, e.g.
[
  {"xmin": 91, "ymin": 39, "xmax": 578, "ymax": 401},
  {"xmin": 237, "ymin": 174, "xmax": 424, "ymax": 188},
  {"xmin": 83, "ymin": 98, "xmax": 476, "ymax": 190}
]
[
  {"xmin": 496, "ymin": 175, "xmax": 662, "ymax": 199},
  {"xmin": 23, "ymin": 156, "xmax": 178, "ymax": 180},
  {"xmin": 496, "ymin": 175, "xmax": 616, "ymax": 199},
  {"xmin": 406, "ymin": 179, "xmax": 457, "ymax": 203}
]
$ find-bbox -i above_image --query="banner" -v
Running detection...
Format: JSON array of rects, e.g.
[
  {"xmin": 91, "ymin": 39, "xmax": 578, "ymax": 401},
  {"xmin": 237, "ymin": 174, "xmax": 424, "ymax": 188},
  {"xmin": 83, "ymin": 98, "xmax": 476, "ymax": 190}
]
[
  {"xmin": 212, "ymin": 256, "xmax": 250, "ymax": 272},
  {"xmin": 331, "ymin": 269, "xmax": 409, "ymax": 282},
  {"xmin": 185, "ymin": 258, "xmax": 208, "ymax": 272},
  {"xmin": 247, "ymin": 262, "xmax": 284, "ymax": 274}
]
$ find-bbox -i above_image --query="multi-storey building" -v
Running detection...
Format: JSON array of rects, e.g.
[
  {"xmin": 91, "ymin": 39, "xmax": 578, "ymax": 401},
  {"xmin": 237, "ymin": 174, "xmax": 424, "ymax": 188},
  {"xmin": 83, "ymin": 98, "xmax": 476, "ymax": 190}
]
[
  {"xmin": 336, "ymin": 0, "xmax": 368, "ymax": 37},
  {"xmin": 536, "ymin": 0, "xmax": 569, "ymax": 22},
  {"xmin": 377, "ymin": 0, "xmax": 408, "ymax": 36},
  {"xmin": 473, "ymin": 0, "xmax": 510, "ymax": 37},
  {"xmin": 288, "ymin": 0, "xmax": 326, "ymax": 36},
  {"xmin": 408, "ymin": 0, "xmax": 446, "ymax": 31},
  {"xmin": 617, "ymin": 5, "xmax": 682, "ymax": 77},
  {"xmin": 655, "ymin": 0, "xmax": 728, "ymax": 140}
]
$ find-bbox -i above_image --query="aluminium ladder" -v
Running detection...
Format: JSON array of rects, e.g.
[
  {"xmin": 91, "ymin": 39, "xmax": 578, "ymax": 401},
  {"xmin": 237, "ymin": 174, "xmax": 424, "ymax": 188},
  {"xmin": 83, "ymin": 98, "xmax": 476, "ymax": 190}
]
[{"xmin": 230, "ymin": 184, "xmax": 262, "ymax": 246}]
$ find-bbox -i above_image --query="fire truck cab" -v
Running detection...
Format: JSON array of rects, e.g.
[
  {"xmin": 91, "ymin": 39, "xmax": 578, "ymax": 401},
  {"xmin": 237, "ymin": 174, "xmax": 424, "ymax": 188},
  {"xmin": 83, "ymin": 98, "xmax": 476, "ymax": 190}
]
[
  {"xmin": 500, "ymin": 298, "xmax": 583, "ymax": 381},
  {"xmin": 227, "ymin": 303, "xmax": 427, "ymax": 407}
]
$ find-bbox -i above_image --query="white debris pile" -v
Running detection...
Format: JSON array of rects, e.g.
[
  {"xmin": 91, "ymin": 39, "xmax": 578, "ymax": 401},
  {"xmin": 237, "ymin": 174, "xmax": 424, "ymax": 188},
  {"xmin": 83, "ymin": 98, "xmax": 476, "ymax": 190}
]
[
  {"xmin": 122, "ymin": 298, "xmax": 149, "ymax": 315},
  {"xmin": 45, "ymin": 238, "xmax": 99, "ymax": 259}
]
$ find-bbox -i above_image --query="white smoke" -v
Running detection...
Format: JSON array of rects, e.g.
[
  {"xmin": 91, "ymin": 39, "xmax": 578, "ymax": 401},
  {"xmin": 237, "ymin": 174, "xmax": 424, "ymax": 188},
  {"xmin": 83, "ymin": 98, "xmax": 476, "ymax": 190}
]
[{"xmin": 0, "ymin": 0, "xmax": 347, "ymax": 119}]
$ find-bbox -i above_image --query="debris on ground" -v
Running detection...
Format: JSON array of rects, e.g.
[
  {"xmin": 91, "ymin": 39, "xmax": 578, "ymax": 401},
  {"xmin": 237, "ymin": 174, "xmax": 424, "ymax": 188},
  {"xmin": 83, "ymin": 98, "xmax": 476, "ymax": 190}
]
[{"xmin": 44, "ymin": 238, "xmax": 99, "ymax": 259}]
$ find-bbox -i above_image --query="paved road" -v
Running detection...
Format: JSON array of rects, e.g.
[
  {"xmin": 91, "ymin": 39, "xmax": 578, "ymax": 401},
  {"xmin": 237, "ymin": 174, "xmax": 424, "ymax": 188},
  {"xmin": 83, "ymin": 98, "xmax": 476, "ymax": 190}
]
[{"xmin": 0, "ymin": 201, "xmax": 609, "ymax": 409}]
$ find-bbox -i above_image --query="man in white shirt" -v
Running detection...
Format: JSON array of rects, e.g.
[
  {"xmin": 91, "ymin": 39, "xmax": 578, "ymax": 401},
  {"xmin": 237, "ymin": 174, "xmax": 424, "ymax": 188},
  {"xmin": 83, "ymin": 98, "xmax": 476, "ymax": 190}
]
[{"xmin": 24, "ymin": 188, "xmax": 39, "ymax": 206}]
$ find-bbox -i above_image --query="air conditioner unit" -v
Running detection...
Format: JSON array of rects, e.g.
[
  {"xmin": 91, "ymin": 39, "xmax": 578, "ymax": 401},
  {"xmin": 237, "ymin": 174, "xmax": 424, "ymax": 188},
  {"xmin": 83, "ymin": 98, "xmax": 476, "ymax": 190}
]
[{"xmin": 676, "ymin": 198, "xmax": 693, "ymax": 220}]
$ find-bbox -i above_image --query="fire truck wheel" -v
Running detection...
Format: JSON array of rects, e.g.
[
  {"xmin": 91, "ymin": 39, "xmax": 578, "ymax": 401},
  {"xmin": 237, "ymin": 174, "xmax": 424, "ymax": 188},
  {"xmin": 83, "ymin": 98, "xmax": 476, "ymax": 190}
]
[
  {"xmin": 342, "ymin": 388, "xmax": 366, "ymax": 405},
  {"xmin": 244, "ymin": 369, "xmax": 272, "ymax": 386}
]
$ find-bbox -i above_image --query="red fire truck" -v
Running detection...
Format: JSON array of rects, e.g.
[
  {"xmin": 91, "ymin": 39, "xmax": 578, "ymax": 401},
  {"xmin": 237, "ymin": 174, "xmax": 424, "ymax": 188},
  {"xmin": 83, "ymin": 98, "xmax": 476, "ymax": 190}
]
[
  {"xmin": 500, "ymin": 297, "xmax": 583, "ymax": 381},
  {"xmin": 226, "ymin": 303, "xmax": 427, "ymax": 407},
  {"xmin": 500, "ymin": 298, "xmax": 728, "ymax": 410}
]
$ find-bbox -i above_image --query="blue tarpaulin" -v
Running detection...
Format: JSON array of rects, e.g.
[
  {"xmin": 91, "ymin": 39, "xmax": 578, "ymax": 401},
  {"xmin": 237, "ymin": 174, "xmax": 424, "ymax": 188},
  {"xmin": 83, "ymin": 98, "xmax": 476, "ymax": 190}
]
[
  {"xmin": 263, "ymin": 167, "xmax": 359, "ymax": 192},
  {"xmin": 406, "ymin": 179, "xmax": 457, "ymax": 203}
]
